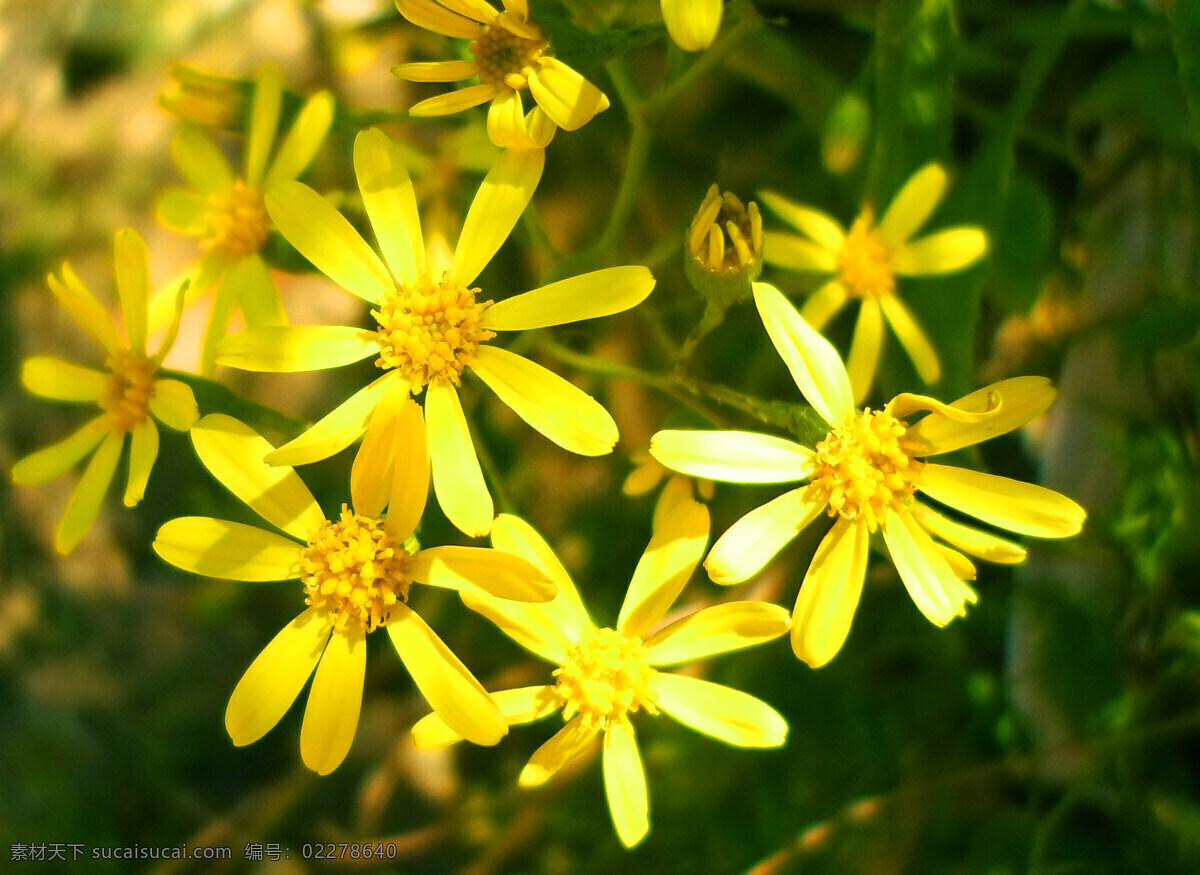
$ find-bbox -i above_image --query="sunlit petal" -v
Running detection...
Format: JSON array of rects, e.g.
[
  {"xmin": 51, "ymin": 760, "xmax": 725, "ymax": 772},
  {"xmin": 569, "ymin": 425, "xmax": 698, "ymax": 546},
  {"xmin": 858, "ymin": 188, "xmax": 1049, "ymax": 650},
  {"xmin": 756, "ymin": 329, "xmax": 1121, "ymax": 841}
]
[
  {"xmin": 877, "ymin": 163, "xmax": 947, "ymax": 246},
  {"xmin": 408, "ymin": 545, "xmax": 555, "ymax": 601},
  {"xmin": 217, "ymin": 325, "xmax": 378, "ymax": 373},
  {"xmin": 791, "ymin": 517, "xmax": 869, "ymax": 668},
  {"xmin": 153, "ymin": 517, "xmax": 301, "ymax": 580},
  {"xmin": 882, "ymin": 507, "xmax": 976, "ymax": 625},
  {"xmin": 349, "ymin": 377, "xmax": 407, "ymax": 518},
  {"xmin": 651, "ymin": 673, "xmax": 787, "ymax": 747},
  {"xmin": 413, "ymin": 685, "xmax": 558, "ymax": 749},
  {"xmin": 519, "ymin": 715, "xmax": 600, "ymax": 786},
  {"xmin": 395, "ymin": 0, "xmax": 484, "ymax": 39},
  {"xmin": 354, "ymin": 128, "xmax": 424, "ymax": 287},
  {"xmin": 266, "ymin": 372, "xmax": 398, "ymax": 468},
  {"xmin": 527, "ymin": 58, "xmax": 610, "ymax": 131},
  {"xmin": 21, "ymin": 356, "xmax": 105, "ymax": 402},
  {"xmin": 662, "ymin": 0, "xmax": 723, "ymax": 51},
  {"xmin": 55, "ymin": 431, "xmax": 123, "ymax": 555},
  {"xmin": 918, "ymin": 464, "xmax": 1087, "ymax": 538},
  {"xmin": 301, "ymin": 625, "xmax": 366, "ymax": 775},
  {"xmin": 481, "ymin": 266, "xmax": 655, "ymax": 331},
  {"xmin": 645, "ymin": 601, "xmax": 790, "ymax": 664},
  {"xmin": 617, "ymin": 499, "xmax": 710, "ymax": 639},
  {"xmin": 486, "ymin": 88, "xmax": 532, "ymax": 150},
  {"xmin": 426, "ymin": 381, "xmax": 493, "ymax": 537},
  {"xmin": 385, "ymin": 398, "xmax": 430, "ymax": 542},
  {"xmin": 603, "ymin": 721, "xmax": 649, "ymax": 848},
  {"xmin": 451, "ymin": 147, "xmax": 544, "ymax": 286},
  {"xmin": 650, "ymin": 429, "xmax": 812, "ymax": 484},
  {"xmin": 911, "ymin": 502, "xmax": 1027, "ymax": 564},
  {"xmin": 704, "ymin": 485, "xmax": 825, "ymax": 585},
  {"xmin": 123, "ymin": 417, "xmax": 159, "ymax": 506}
]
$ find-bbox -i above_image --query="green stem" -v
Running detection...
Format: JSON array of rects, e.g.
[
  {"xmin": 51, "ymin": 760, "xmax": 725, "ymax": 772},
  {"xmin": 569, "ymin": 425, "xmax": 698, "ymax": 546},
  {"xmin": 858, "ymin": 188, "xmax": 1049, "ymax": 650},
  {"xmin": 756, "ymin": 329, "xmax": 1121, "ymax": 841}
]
[{"xmin": 674, "ymin": 300, "xmax": 729, "ymax": 373}]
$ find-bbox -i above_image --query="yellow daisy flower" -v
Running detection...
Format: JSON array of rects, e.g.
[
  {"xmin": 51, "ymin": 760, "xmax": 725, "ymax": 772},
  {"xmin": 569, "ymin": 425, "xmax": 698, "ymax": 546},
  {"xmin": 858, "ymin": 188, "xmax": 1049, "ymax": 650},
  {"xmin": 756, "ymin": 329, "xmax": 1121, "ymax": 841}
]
[
  {"xmin": 153, "ymin": 66, "xmax": 334, "ymax": 373},
  {"xmin": 152, "ymin": 411, "xmax": 556, "ymax": 776},
  {"xmin": 410, "ymin": 502, "xmax": 790, "ymax": 847},
  {"xmin": 216, "ymin": 128, "xmax": 655, "ymax": 537},
  {"xmin": 662, "ymin": 0, "xmax": 723, "ymax": 52},
  {"xmin": 393, "ymin": 0, "xmax": 610, "ymax": 149},
  {"xmin": 650, "ymin": 283, "xmax": 1086, "ymax": 669},
  {"xmin": 12, "ymin": 230, "xmax": 199, "ymax": 555},
  {"xmin": 760, "ymin": 163, "xmax": 989, "ymax": 402}
]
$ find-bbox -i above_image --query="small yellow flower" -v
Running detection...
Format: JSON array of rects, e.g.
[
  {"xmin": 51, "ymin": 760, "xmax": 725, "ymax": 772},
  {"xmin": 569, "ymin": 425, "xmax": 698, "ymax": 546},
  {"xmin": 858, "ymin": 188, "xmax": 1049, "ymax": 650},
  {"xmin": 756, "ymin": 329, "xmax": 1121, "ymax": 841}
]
[
  {"xmin": 159, "ymin": 63, "xmax": 250, "ymax": 130},
  {"xmin": 650, "ymin": 283, "xmax": 1086, "ymax": 669},
  {"xmin": 410, "ymin": 502, "xmax": 790, "ymax": 847},
  {"xmin": 154, "ymin": 66, "xmax": 334, "ymax": 373},
  {"xmin": 393, "ymin": 0, "xmax": 609, "ymax": 149},
  {"xmin": 216, "ymin": 128, "xmax": 655, "ymax": 538},
  {"xmin": 761, "ymin": 163, "xmax": 989, "ymax": 402},
  {"xmin": 661, "ymin": 0, "xmax": 723, "ymax": 52},
  {"xmin": 152, "ymin": 412, "xmax": 556, "ymax": 776},
  {"xmin": 12, "ymin": 230, "xmax": 199, "ymax": 555}
]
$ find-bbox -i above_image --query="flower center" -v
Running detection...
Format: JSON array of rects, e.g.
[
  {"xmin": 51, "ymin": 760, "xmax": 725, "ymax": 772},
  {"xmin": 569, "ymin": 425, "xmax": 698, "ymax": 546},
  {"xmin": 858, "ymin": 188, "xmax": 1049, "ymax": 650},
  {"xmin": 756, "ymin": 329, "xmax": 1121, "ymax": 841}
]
[
  {"xmin": 470, "ymin": 22, "xmax": 546, "ymax": 91},
  {"xmin": 811, "ymin": 409, "xmax": 922, "ymax": 532},
  {"xmin": 373, "ymin": 277, "xmax": 494, "ymax": 391},
  {"xmin": 300, "ymin": 506, "xmax": 411, "ymax": 633},
  {"xmin": 836, "ymin": 211, "xmax": 895, "ymax": 299},
  {"xmin": 688, "ymin": 184, "xmax": 764, "ymax": 275},
  {"xmin": 100, "ymin": 352, "xmax": 156, "ymax": 433},
  {"xmin": 204, "ymin": 178, "xmax": 270, "ymax": 260},
  {"xmin": 554, "ymin": 627, "xmax": 657, "ymax": 730}
]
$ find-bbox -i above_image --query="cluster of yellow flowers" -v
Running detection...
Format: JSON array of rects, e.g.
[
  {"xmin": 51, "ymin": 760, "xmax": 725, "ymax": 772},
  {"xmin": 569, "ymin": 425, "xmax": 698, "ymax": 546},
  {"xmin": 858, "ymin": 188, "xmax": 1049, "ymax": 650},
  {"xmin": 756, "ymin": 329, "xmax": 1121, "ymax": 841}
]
[{"xmin": 13, "ymin": 0, "xmax": 1086, "ymax": 849}]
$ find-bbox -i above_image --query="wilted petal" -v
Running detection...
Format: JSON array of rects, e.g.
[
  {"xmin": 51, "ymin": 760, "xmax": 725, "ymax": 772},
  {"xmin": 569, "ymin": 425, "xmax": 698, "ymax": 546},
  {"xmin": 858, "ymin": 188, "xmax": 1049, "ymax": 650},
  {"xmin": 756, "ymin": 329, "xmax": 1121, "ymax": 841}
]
[
  {"xmin": 301, "ymin": 625, "xmax": 366, "ymax": 775},
  {"xmin": 650, "ymin": 673, "xmax": 787, "ymax": 747}
]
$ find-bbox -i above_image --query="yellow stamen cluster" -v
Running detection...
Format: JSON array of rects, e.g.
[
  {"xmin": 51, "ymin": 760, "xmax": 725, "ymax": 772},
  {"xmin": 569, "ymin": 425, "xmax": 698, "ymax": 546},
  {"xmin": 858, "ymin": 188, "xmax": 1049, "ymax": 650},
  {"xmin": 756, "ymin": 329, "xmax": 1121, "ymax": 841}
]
[
  {"xmin": 100, "ymin": 352, "xmax": 156, "ymax": 433},
  {"xmin": 300, "ymin": 505, "xmax": 411, "ymax": 633},
  {"xmin": 554, "ymin": 627, "xmax": 657, "ymax": 730},
  {"xmin": 837, "ymin": 210, "xmax": 895, "ymax": 299},
  {"xmin": 811, "ymin": 410, "xmax": 922, "ymax": 532},
  {"xmin": 204, "ymin": 179, "xmax": 270, "ymax": 260},
  {"xmin": 688, "ymin": 185, "xmax": 763, "ymax": 274},
  {"xmin": 471, "ymin": 22, "xmax": 546, "ymax": 91},
  {"xmin": 373, "ymin": 278, "xmax": 494, "ymax": 390}
]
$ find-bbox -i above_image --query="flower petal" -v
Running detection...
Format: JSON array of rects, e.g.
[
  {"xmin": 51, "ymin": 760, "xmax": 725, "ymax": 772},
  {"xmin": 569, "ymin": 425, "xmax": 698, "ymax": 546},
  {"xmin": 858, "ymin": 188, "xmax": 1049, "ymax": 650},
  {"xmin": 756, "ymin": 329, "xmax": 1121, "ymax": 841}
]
[
  {"xmin": 650, "ymin": 429, "xmax": 812, "ymax": 484},
  {"xmin": 662, "ymin": 0, "xmax": 723, "ymax": 51},
  {"xmin": 301, "ymin": 625, "xmax": 366, "ymax": 775},
  {"xmin": 234, "ymin": 252, "xmax": 286, "ymax": 329},
  {"xmin": 123, "ymin": 417, "xmax": 158, "ymax": 506},
  {"xmin": 451, "ymin": 146, "xmax": 544, "ymax": 286},
  {"xmin": 412, "ymin": 685, "xmax": 558, "ymax": 749},
  {"xmin": 426, "ymin": 381, "xmax": 494, "ymax": 537},
  {"xmin": 153, "ymin": 517, "xmax": 302, "ymax": 580},
  {"xmin": 481, "ymin": 266, "xmax": 655, "ymax": 331},
  {"xmin": 903, "ymin": 376, "xmax": 1056, "ymax": 456},
  {"xmin": 113, "ymin": 229, "xmax": 149, "ymax": 354},
  {"xmin": 758, "ymin": 190, "xmax": 845, "ymax": 250},
  {"xmin": 846, "ymin": 297, "xmax": 884, "ymax": 404},
  {"xmin": 527, "ymin": 57, "xmax": 610, "ymax": 131},
  {"xmin": 645, "ymin": 601, "xmax": 791, "ymax": 665},
  {"xmin": 155, "ymin": 186, "xmax": 209, "ymax": 234},
  {"xmin": 763, "ymin": 230, "xmax": 840, "ymax": 273},
  {"xmin": 395, "ymin": 0, "xmax": 484, "ymax": 38},
  {"xmin": 799, "ymin": 280, "xmax": 848, "ymax": 332},
  {"xmin": 882, "ymin": 507, "xmax": 976, "ymax": 626},
  {"xmin": 265, "ymin": 181, "xmax": 394, "ymax": 304},
  {"xmin": 244, "ymin": 66, "xmax": 282, "ymax": 188},
  {"xmin": 917, "ymin": 464, "xmax": 1087, "ymax": 538},
  {"xmin": 349, "ymin": 377, "xmax": 407, "ymax": 518},
  {"xmin": 408, "ymin": 83, "xmax": 502, "ymax": 117},
  {"xmin": 385, "ymin": 397, "xmax": 430, "ymax": 541},
  {"xmin": 519, "ymin": 715, "xmax": 600, "ymax": 786},
  {"xmin": 226, "ymin": 606, "xmax": 330, "ymax": 746},
  {"xmin": 55, "ymin": 430, "xmax": 123, "ymax": 555},
  {"xmin": 190, "ymin": 413, "xmax": 326, "ymax": 540},
  {"xmin": 217, "ymin": 325, "xmax": 378, "ymax": 373},
  {"xmin": 471, "ymin": 346, "xmax": 618, "ymax": 456},
  {"xmin": 617, "ymin": 499, "xmax": 710, "ymax": 639},
  {"xmin": 354, "ymin": 128, "xmax": 424, "ymax": 287},
  {"xmin": 879, "ymin": 293, "xmax": 941, "ymax": 385},
  {"xmin": 386, "ymin": 603, "xmax": 507, "ymax": 745},
  {"xmin": 408, "ymin": 545, "xmax": 555, "ymax": 601},
  {"xmin": 21, "ymin": 356, "xmax": 105, "ymax": 402},
  {"xmin": 892, "ymin": 228, "xmax": 988, "ymax": 276},
  {"xmin": 651, "ymin": 673, "xmax": 787, "ymax": 747},
  {"xmin": 392, "ymin": 60, "xmax": 480, "ymax": 82},
  {"xmin": 172, "ymin": 126, "xmax": 233, "ymax": 195},
  {"xmin": 48, "ymin": 267, "xmax": 122, "ymax": 356},
  {"xmin": 603, "ymin": 721, "xmax": 649, "ymax": 848},
  {"xmin": 148, "ymin": 379, "xmax": 199, "ymax": 431},
  {"xmin": 266, "ymin": 372, "xmax": 399, "ymax": 468},
  {"xmin": 264, "ymin": 90, "xmax": 335, "ymax": 189},
  {"xmin": 440, "ymin": 0, "xmax": 500, "ymax": 24},
  {"xmin": 877, "ymin": 163, "xmax": 947, "ymax": 247},
  {"xmin": 486, "ymin": 87, "xmax": 532, "ymax": 149},
  {"xmin": 11, "ymin": 417, "xmax": 109, "ymax": 485},
  {"xmin": 790, "ymin": 516, "xmax": 869, "ymax": 668},
  {"xmin": 704, "ymin": 485, "xmax": 825, "ymax": 585},
  {"xmin": 911, "ymin": 502, "xmax": 1027, "ymax": 564}
]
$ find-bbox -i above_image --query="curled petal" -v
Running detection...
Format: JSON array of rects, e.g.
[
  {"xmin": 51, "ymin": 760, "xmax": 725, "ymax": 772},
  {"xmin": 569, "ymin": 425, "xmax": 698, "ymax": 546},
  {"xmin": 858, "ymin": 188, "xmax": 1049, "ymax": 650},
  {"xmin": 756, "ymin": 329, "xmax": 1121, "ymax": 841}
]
[
  {"xmin": 903, "ymin": 376, "xmax": 1056, "ymax": 456},
  {"xmin": 527, "ymin": 58, "xmax": 610, "ymax": 131}
]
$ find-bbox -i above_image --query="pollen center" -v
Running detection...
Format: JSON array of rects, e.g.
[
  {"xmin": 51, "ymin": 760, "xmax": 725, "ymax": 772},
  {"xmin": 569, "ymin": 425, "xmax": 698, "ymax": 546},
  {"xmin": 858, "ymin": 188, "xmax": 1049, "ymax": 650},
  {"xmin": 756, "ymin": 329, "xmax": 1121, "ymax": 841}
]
[
  {"xmin": 812, "ymin": 409, "xmax": 922, "ymax": 532},
  {"xmin": 837, "ymin": 211, "xmax": 895, "ymax": 299},
  {"xmin": 554, "ymin": 627, "xmax": 657, "ymax": 730},
  {"xmin": 100, "ymin": 352, "xmax": 156, "ymax": 433},
  {"xmin": 471, "ymin": 22, "xmax": 546, "ymax": 91},
  {"xmin": 204, "ymin": 178, "xmax": 270, "ymax": 260},
  {"xmin": 300, "ymin": 506, "xmax": 411, "ymax": 633},
  {"xmin": 373, "ymin": 277, "xmax": 494, "ymax": 391}
]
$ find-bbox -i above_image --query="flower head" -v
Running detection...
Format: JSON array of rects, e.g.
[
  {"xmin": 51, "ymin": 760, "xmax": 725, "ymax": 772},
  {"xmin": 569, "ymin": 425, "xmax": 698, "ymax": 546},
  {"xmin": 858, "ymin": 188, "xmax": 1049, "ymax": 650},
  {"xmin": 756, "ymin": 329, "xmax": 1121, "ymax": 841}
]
[
  {"xmin": 410, "ymin": 502, "xmax": 790, "ymax": 847},
  {"xmin": 760, "ymin": 163, "xmax": 989, "ymax": 402},
  {"xmin": 684, "ymin": 184, "xmax": 763, "ymax": 306},
  {"xmin": 393, "ymin": 0, "xmax": 609, "ymax": 148},
  {"xmin": 217, "ymin": 128, "xmax": 655, "ymax": 537},
  {"xmin": 650, "ymin": 282, "xmax": 1086, "ymax": 668},
  {"xmin": 662, "ymin": 0, "xmax": 723, "ymax": 52},
  {"xmin": 12, "ymin": 230, "xmax": 199, "ymax": 554},
  {"xmin": 152, "ymin": 412, "xmax": 556, "ymax": 775},
  {"xmin": 154, "ymin": 66, "xmax": 334, "ymax": 373},
  {"xmin": 159, "ymin": 63, "xmax": 251, "ymax": 130}
]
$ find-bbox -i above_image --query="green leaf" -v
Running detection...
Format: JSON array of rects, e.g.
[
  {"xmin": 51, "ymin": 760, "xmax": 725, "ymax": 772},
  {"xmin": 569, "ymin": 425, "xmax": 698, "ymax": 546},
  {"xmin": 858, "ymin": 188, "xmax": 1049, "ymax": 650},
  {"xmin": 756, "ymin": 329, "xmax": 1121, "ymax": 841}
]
[{"xmin": 985, "ymin": 173, "xmax": 1054, "ymax": 315}]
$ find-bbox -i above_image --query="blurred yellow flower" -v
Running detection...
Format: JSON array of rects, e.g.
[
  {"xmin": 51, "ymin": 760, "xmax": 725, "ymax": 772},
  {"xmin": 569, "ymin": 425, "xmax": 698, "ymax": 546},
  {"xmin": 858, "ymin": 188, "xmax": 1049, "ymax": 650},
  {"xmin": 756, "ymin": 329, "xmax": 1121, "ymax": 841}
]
[
  {"xmin": 651, "ymin": 283, "xmax": 1086, "ymax": 668},
  {"xmin": 393, "ymin": 0, "xmax": 609, "ymax": 148},
  {"xmin": 761, "ymin": 163, "xmax": 988, "ymax": 402},
  {"xmin": 159, "ymin": 63, "xmax": 250, "ymax": 130},
  {"xmin": 154, "ymin": 66, "xmax": 334, "ymax": 373},
  {"xmin": 216, "ymin": 129, "xmax": 655, "ymax": 537},
  {"xmin": 152, "ymin": 412, "xmax": 556, "ymax": 775},
  {"xmin": 12, "ymin": 230, "xmax": 199, "ymax": 555},
  {"xmin": 410, "ymin": 503, "xmax": 789, "ymax": 847},
  {"xmin": 662, "ymin": 0, "xmax": 723, "ymax": 52}
]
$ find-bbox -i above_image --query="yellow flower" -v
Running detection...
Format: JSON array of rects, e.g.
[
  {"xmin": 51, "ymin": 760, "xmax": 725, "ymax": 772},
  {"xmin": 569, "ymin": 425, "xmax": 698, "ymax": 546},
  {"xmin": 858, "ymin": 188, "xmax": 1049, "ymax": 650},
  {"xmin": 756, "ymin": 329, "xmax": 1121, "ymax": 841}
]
[
  {"xmin": 410, "ymin": 502, "xmax": 790, "ymax": 847},
  {"xmin": 152, "ymin": 412, "xmax": 556, "ymax": 775},
  {"xmin": 12, "ymin": 230, "xmax": 199, "ymax": 555},
  {"xmin": 393, "ymin": 0, "xmax": 609, "ymax": 149},
  {"xmin": 760, "ymin": 163, "xmax": 989, "ymax": 402},
  {"xmin": 662, "ymin": 0, "xmax": 723, "ymax": 52},
  {"xmin": 650, "ymin": 283, "xmax": 1086, "ymax": 669},
  {"xmin": 159, "ymin": 63, "xmax": 249, "ymax": 130},
  {"xmin": 154, "ymin": 66, "xmax": 334, "ymax": 374},
  {"xmin": 216, "ymin": 128, "xmax": 655, "ymax": 537}
]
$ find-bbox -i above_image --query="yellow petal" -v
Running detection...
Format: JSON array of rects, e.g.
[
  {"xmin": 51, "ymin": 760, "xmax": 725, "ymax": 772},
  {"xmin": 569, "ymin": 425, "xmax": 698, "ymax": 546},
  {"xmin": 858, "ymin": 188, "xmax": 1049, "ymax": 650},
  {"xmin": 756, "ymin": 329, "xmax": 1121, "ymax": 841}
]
[
  {"xmin": 392, "ymin": 60, "xmax": 480, "ymax": 82},
  {"xmin": 386, "ymin": 604, "xmax": 507, "ymax": 745},
  {"xmin": 911, "ymin": 503, "xmax": 1027, "ymax": 564},
  {"xmin": 153, "ymin": 517, "xmax": 302, "ymax": 580},
  {"xmin": 892, "ymin": 228, "xmax": 988, "ymax": 276},
  {"xmin": 48, "ymin": 267, "xmax": 122, "ymax": 356},
  {"xmin": 349, "ymin": 377, "xmax": 406, "ymax": 518},
  {"xmin": 412, "ymin": 684, "xmax": 558, "ymax": 749},
  {"xmin": 652, "ymin": 475, "xmax": 699, "ymax": 534},
  {"xmin": 753, "ymin": 282, "xmax": 854, "ymax": 427},
  {"xmin": 846, "ymin": 297, "xmax": 883, "ymax": 405},
  {"xmin": 233, "ymin": 252, "xmax": 286, "ymax": 329},
  {"xmin": 385, "ymin": 397, "xmax": 430, "ymax": 542},
  {"xmin": 408, "ymin": 83, "xmax": 502, "ymax": 117},
  {"xmin": 426, "ymin": 381, "xmax": 494, "ymax": 537},
  {"xmin": 917, "ymin": 464, "xmax": 1087, "ymax": 538},
  {"xmin": 55, "ymin": 431, "xmax": 123, "ymax": 555},
  {"xmin": 527, "ymin": 57, "xmax": 610, "ymax": 131},
  {"xmin": 904, "ymin": 376, "xmax": 1056, "ymax": 456},
  {"xmin": 486, "ymin": 87, "xmax": 531, "ymax": 150},
  {"xmin": 148, "ymin": 379, "xmax": 199, "ymax": 431},
  {"xmin": 519, "ymin": 715, "xmax": 600, "ymax": 786},
  {"xmin": 217, "ymin": 325, "xmax": 378, "ymax": 372},
  {"xmin": 147, "ymin": 253, "xmax": 221, "ymax": 334},
  {"xmin": 11, "ymin": 417, "xmax": 108, "ymax": 485},
  {"xmin": 440, "ymin": 0, "xmax": 499, "ymax": 24},
  {"xmin": 471, "ymin": 346, "xmax": 618, "ymax": 456},
  {"xmin": 200, "ymin": 264, "xmax": 243, "ymax": 377},
  {"xmin": 264, "ymin": 90, "xmax": 336, "ymax": 189},
  {"xmin": 799, "ymin": 280, "xmax": 850, "ymax": 332},
  {"xmin": 879, "ymin": 293, "xmax": 941, "ymax": 385},
  {"xmin": 481, "ymin": 266, "xmax": 655, "ymax": 331},
  {"xmin": 21, "ymin": 356, "xmax": 105, "ymax": 402},
  {"xmin": 645, "ymin": 601, "xmax": 791, "ymax": 664},
  {"xmin": 354, "ymin": 128, "xmax": 424, "ymax": 287},
  {"xmin": 877, "ymin": 163, "xmax": 948, "ymax": 247},
  {"xmin": 395, "ymin": 0, "xmax": 484, "ymax": 38},
  {"xmin": 266, "ymin": 372, "xmax": 398, "ymax": 468},
  {"xmin": 881, "ymin": 507, "xmax": 976, "ymax": 626},
  {"xmin": 758, "ymin": 190, "xmax": 846, "ymax": 250},
  {"xmin": 763, "ymin": 230, "xmax": 840, "ymax": 273},
  {"xmin": 704, "ymin": 485, "xmax": 825, "ymax": 585},
  {"xmin": 123, "ymin": 417, "xmax": 159, "ymax": 506},
  {"xmin": 113, "ymin": 229, "xmax": 149, "ymax": 355},
  {"xmin": 171, "ymin": 126, "xmax": 233, "ymax": 195},
  {"xmin": 244, "ymin": 65, "xmax": 283, "ymax": 188},
  {"xmin": 938, "ymin": 542, "xmax": 977, "ymax": 580},
  {"xmin": 617, "ymin": 499, "xmax": 710, "ymax": 639},
  {"xmin": 226, "ymin": 606, "xmax": 329, "ymax": 746},
  {"xmin": 650, "ymin": 673, "xmax": 787, "ymax": 747},
  {"xmin": 602, "ymin": 721, "xmax": 649, "ymax": 848},
  {"xmin": 790, "ymin": 517, "xmax": 869, "ymax": 668},
  {"xmin": 265, "ymin": 181, "xmax": 393, "ymax": 304},
  {"xmin": 451, "ymin": 146, "xmax": 544, "ymax": 286},
  {"xmin": 190, "ymin": 413, "xmax": 326, "ymax": 540},
  {"xmin": 408, "ymin": 545, "xmax": 555, "ymax": 601},
  {"xmin": 155, "ymin": 186, "xmax": 208, "ymax": 234},
  {"xmin": 301, "ymin": 625, "xmax": 366, "ymax": 775},
  {"xmin": 662, "ymin": 0, "xmax": 723, "ymax": 51},
  {"xmin": 650, "ymin": 429, "xmax": 812, "ymax": 484}
]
